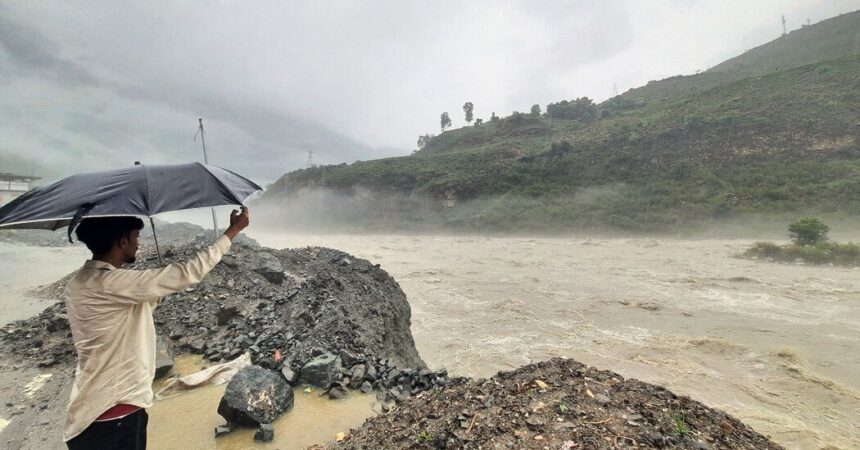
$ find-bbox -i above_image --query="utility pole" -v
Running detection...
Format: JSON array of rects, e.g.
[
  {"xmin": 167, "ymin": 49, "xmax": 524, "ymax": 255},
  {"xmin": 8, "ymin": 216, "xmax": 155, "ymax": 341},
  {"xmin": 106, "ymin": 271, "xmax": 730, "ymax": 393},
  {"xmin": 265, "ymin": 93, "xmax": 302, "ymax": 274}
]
[
  {"xmin": 195, "ymin": 118, "xmax": 219, "ymax": 237},
  {"xmin": 307, "ymin": 149, "xmax": 316, "ymax": 168},
  {"xmin": 782, "ymin": 15, "xmax": 787, "ymax": 35}
]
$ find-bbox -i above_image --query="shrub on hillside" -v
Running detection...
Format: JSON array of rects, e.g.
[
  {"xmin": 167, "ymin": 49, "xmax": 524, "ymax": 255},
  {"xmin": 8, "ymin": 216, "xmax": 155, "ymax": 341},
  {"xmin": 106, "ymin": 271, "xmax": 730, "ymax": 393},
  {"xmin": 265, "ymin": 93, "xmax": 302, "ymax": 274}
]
[
  {"xmin": 548, "ymin": 141, "xmax": 573, "ymax": 158},
  {"xmin": 546, "ymin": 97, "xmax": 598, "ymax": 122},
  {"xmin": 502, "ymin": 111, "xmax": 538, "ymax": 128}
]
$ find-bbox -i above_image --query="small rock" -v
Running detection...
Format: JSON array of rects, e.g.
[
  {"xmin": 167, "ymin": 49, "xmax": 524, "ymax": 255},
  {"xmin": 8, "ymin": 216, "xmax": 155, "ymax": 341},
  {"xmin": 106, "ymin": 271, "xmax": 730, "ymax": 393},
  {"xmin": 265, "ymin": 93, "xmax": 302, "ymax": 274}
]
[
  {"xmin": 216, "ymin": 306, "xmax": 238, "ymax": 326},
  {"xmin": 360, "ymin": 381, "xmax": 373, "ymax": 394},
  {"xmin": 328, "ymin": 386, "xmax": 347, "ymax": 400},
  {"xmin": 525, "ymin": 417, "xmax": 545, "ymax": 430},
  {"xmin": 365, "ymin": 364, "xmax": 378, "ymax": 381},
  {"xmin": 552, "ymin": 422, "xmax": 575, "ymax": 431},
  {"xmin": 214, "ymin": 424, "xmax": 233, "ymax": 437},
  {"xmin": 254, "ymin": 423, "xmax": 274, "ymax": 442},
  {"xmin": 385, "ymin": 368, "xmax": 401, "ymax": 385},
  {"xmin": 189, "ymin": 340, "xmax": 206, "ymax": 353},
  {"xmin": 255, "ymin": 253, "xmax": 285, "ymax": 285},
  {"xmin": 281, "ymin": 366, "xmax": 298, "ymax": 384},
  {"xmin": 299, "ymin": 353, "xmax": 342, "ymax": 387},
  {"xmin": 594, "ymin": 394, "xmax": 611, "ymax": 405},
  {"xmin": 37, "ymin": 358, "xmax": 57, "ymax": 368},
  {"xmin": 349, "ymin": 364, "xmax": 367, "ymax": 388}
]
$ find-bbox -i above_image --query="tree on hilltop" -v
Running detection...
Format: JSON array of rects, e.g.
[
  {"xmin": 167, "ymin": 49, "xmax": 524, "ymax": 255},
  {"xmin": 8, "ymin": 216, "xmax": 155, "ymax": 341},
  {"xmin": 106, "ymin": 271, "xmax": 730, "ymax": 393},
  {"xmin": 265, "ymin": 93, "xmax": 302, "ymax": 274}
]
[
  {"xmin": 530, "ymin": 104, "xmax": 541, "ymax": 117},
  {"xmin": 463, "ymin": 102, "xmax": 474, "ymax": 125},
  {"xmin": 440, "ymin": 112, "xmax": 452, "ymax": 132},
  {"xmin": 417, "ymin": 134, "xmax": 434, "ymax": 151}
]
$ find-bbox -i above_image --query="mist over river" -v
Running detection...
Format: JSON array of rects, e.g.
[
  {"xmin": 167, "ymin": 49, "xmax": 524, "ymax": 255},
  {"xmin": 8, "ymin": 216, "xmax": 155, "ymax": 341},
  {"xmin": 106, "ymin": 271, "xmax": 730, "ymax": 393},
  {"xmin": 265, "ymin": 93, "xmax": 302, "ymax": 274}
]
[{"xmin": 254, "ymin": 232, "xmax": 860, "ymax": 450}]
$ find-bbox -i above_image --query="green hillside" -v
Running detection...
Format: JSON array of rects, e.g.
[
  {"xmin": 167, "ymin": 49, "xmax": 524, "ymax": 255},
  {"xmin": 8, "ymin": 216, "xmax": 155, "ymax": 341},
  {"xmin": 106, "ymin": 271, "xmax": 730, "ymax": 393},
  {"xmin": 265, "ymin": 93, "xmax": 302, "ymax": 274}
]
[
  {"xmin": 262, "ymin": 12, "xmax": 860, "ymax": 232},
  {"xmin": 617, "ymin": 10, "xmax": 860, "ymax": 104}
]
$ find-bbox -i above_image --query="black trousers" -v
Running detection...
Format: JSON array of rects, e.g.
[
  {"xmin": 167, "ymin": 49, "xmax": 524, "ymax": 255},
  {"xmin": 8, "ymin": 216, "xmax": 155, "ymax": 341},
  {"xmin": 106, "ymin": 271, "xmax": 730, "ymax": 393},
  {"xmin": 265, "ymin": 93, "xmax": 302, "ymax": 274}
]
[{"xmin": 67, "ymin": 409, "xmax": 148, "ymax": 450}]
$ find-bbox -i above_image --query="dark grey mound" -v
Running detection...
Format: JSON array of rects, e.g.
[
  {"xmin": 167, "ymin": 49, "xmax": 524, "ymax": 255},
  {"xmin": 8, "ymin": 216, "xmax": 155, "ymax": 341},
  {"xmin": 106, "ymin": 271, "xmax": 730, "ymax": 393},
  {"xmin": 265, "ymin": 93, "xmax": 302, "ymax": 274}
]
[
  {"xmin": 0, "ymin": 239, "xmax": 436, "ymax": 405},
  {"xmin": 151, "ymin": 241, "xmax": 426, "ymax": 371},
  {"xmin": 217, "ymin": 365, "xmax": 293, "ymax": 426}
]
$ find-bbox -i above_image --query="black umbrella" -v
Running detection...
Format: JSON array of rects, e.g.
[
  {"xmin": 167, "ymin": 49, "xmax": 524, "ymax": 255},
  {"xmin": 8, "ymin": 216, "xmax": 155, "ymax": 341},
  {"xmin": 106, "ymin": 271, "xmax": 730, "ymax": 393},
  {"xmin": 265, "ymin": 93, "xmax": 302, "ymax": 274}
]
[{"xmin": 0, "ymin": 162, "xmax": 262, "ymax": 263}]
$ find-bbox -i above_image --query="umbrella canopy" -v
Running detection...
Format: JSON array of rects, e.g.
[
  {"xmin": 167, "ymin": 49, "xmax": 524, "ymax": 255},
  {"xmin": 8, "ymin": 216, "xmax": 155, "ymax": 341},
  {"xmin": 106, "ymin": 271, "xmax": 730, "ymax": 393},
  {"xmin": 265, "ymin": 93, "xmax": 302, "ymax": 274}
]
[{"xmin": 0, "ymin": 162, "xmax": 262, "ymax": 231}]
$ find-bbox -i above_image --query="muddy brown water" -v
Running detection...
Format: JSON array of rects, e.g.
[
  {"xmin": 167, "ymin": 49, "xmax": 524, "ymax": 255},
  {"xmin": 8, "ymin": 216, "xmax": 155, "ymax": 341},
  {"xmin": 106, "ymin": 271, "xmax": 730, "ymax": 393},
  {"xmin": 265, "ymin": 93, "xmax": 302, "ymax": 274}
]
[
  {"xmin": 149, "ymin": 356, "xmax": 377, "ymax": 450},
  {"xmin": 3, "ymin": 233, "xmax": 859, "ymax": 449},
  {"xmin": 253, "ymin": 232, "xmax": 860, "ymax": 450},
  {"xmin": 0, "ymin": 244, "xmax": 87, "ymax": 323}
]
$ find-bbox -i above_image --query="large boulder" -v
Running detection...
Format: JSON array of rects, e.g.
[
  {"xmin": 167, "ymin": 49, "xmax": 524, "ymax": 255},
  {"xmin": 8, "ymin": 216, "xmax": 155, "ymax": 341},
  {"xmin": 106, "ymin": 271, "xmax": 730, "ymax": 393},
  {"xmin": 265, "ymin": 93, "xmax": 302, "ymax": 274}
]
[
  {"xmin": 254, "ymin": 252, "xmax": 285, "ymax": 285},
  {"xmin": 217, "ymin": 365, "xmax": 294, "ymax": 426},
  {"xmin": 299, "ymin": 353, "xmax": 342, "ymax": 387}
]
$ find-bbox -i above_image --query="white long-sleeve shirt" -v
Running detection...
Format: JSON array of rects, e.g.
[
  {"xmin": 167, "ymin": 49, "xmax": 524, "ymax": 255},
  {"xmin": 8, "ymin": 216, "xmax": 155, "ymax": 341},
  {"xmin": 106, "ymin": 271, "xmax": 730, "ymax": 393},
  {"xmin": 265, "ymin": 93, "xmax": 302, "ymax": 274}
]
[{"xmin": 62, "ymin": 235, "xmax": 231, "ymax": 441}]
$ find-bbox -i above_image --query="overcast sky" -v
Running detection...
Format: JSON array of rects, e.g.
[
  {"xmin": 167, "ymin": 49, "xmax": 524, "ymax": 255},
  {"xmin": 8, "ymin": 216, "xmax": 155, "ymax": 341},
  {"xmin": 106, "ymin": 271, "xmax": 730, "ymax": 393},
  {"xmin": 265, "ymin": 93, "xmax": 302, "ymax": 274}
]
[{"xmin": 1, "ymin": 0, "xmax": 858, "ymax": 183}]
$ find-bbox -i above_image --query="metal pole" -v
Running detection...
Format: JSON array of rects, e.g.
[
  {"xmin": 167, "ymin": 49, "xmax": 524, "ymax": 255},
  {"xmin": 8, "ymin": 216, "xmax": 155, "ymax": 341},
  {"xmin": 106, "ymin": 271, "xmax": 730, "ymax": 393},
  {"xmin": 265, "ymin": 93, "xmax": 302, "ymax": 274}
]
[
  {"xmin": 149, "ymin": 216, "xmax": 164, "ymax": 266},
  {"xmin": 197, "ymin": 118, "xmax": 220, "ymax": 237}
]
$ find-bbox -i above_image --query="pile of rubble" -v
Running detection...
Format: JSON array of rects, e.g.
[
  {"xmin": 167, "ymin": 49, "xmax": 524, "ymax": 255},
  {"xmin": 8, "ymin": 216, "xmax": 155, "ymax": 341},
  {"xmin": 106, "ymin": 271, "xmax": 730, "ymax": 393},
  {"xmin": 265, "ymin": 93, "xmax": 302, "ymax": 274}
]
[
  {"xmin": 329, "ymin": 358, "xmax": 783, "ymax": 450},
  {"xmin": 0, "ymin": 234, "xmax": 447, "ymax": 411}
]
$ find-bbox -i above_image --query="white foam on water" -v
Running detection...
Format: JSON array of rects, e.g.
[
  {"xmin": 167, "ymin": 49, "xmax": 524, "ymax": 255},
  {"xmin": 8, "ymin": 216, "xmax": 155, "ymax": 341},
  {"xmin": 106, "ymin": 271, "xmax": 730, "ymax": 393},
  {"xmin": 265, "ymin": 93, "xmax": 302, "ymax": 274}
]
[{"xmin": 0, "ymin": 416, "xmax": 9, "ymax": 434}]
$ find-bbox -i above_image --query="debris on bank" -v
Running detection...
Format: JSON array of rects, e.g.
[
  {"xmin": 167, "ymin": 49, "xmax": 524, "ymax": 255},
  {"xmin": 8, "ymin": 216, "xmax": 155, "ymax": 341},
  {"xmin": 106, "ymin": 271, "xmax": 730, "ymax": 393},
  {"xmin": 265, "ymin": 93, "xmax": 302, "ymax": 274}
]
[{"xmin": 327, "ymin": 357, "xmax": 783, "ymax": 450}]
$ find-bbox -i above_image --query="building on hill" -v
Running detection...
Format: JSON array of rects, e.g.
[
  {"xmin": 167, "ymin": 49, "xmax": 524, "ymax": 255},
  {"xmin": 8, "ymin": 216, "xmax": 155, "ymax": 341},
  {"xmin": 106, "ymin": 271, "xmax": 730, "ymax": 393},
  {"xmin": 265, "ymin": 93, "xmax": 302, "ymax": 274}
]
[{"xmin": 0, "ymin": 173, "xmax": 40, "ymax": 206}]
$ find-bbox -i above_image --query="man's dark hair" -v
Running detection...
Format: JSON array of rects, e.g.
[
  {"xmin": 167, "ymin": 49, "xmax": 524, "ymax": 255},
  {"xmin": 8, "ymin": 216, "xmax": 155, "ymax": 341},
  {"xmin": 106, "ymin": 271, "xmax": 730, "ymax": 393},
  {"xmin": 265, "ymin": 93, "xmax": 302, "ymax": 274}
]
[{"xmin": 75, "ymin": 217, "xmax": 144, "ymax": 255}]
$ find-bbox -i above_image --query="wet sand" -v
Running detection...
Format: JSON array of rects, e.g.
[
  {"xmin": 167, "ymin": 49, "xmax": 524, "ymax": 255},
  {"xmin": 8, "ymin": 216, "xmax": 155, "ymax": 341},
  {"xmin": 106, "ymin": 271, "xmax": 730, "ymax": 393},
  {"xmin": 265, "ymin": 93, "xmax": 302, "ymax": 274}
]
[{"xmin": 252, "ymin": 232, "xmax": 860, "ymax": 450}]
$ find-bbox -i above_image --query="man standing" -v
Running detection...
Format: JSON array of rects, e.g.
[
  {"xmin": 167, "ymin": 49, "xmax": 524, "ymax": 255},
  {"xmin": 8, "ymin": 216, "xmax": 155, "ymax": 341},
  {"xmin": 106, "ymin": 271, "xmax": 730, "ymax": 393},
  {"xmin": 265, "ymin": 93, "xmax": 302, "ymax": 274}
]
[{"xmin": 63, "ymin": 207, "xmax": 250, "ymax": 449}]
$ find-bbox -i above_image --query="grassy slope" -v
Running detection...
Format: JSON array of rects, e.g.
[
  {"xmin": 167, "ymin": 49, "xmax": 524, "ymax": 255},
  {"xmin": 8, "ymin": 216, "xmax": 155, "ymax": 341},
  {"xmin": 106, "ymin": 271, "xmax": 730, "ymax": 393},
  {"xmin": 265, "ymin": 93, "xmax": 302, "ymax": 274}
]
[
  {"xmin": 617, "ymin": 10, "xmax": 860, "ymax": 104},
  {"xmin": 264, "ymin": 13, "xmax": 860, "ymax": 232}
]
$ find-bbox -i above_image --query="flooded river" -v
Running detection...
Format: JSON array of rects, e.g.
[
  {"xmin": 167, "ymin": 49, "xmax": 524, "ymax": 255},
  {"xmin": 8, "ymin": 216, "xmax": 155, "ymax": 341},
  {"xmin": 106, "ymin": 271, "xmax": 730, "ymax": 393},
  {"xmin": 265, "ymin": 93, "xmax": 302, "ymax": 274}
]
[
  {"xmin": 253, "ymin": 232, "xmax": 860, "ymax": 450},
  {"xmin": 2, "ymin": 233, "xmax": 858, "ymax": 449},
  {"xmin": 0, "ymin": 244, "xmax": 87, "ymax": 322}
]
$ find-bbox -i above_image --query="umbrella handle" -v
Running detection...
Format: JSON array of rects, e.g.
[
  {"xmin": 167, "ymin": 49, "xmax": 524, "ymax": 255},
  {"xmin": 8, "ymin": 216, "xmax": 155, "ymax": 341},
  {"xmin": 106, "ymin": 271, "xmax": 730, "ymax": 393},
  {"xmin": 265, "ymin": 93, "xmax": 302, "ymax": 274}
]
[{"xmin": 67, "ymin": 203, "xmax": 95, "ymax": 243}]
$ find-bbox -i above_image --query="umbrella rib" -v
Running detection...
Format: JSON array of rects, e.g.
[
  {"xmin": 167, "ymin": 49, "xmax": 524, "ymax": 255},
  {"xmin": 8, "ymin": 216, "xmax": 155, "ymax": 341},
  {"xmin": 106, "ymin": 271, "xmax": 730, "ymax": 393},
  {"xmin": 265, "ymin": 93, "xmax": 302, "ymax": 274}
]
[{"xmin": 143, "ymin": 164, "xmax": 153, "ymax": 217}]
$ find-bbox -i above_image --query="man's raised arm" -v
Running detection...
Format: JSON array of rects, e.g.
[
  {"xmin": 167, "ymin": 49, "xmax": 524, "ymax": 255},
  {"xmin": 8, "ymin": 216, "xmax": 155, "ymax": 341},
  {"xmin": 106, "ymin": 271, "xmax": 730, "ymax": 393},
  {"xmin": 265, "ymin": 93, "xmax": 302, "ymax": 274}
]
[{"xmin": 104, "ymin": 207, "xmax": 250, "ymax": 303}]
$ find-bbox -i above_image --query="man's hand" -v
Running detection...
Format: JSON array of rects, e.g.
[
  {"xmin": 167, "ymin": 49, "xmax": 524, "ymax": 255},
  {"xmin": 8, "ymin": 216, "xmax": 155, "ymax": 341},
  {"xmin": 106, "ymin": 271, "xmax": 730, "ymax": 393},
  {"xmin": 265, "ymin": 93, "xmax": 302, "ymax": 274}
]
[{"xmin": 224, "ymin": 207, "xmax": 250, "ymax": 240}]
